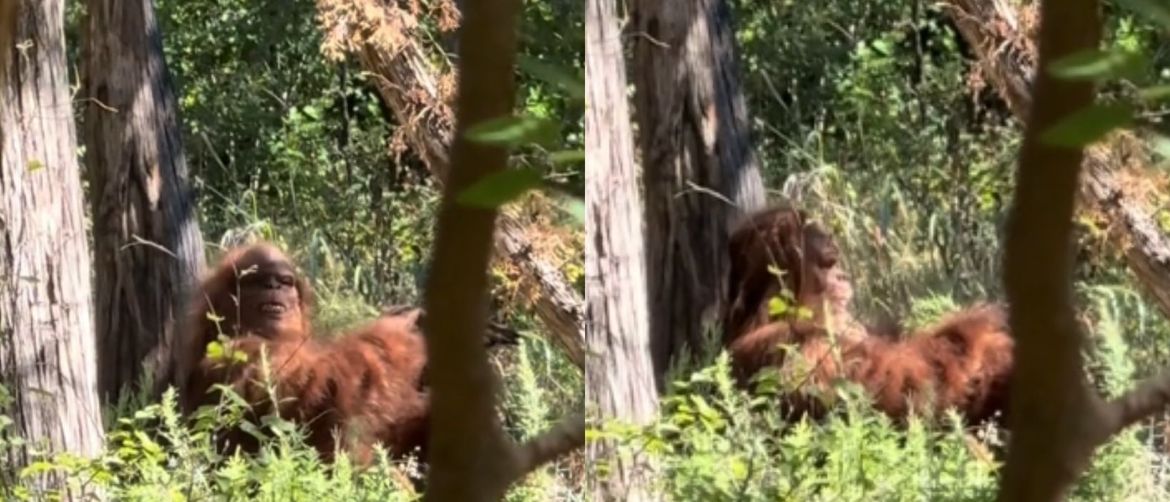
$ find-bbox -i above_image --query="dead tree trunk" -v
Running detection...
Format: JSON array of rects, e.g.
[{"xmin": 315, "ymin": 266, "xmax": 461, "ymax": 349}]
[
  {"xmin": 585, "ymin": 0, "xmax": 659, "ymax": 499},
  {"xmin": 631, "ymin": 0, "xmax": 766, "ymax": 384},
  {"xmin": 0, "ymin": 1, "xmax": 106, "ymax": 496},
  {"xmin": 942, "ymin": 0, "xmax": 1170, "ymax": 327},
  {"xmin": 81, "ymin": 0, "xmax": 207, "ymax": 403},
  {"xmin": 316, "ymin": 0, "xmax": 585, "ymax": 368}
]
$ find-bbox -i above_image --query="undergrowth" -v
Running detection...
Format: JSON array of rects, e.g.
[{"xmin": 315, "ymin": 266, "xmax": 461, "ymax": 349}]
[
  {"xmin": 594, "ymin": 290, "xmax": 1170, "ymax": 500},
  {"xmin": 0, "ymin": 247, "xmax": 583, "ymax": 501}
]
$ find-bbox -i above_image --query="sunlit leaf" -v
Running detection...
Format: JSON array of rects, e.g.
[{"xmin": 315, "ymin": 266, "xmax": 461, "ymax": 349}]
[
  {"xmin": 457, "ymin": 168, "xmax": 543, "ymax": 208},
  {"xmin": 1138, "ymin": 84, "xmax": 1170, "ymax": 102},
  {"xmin": 1150, "ymin": 133, "xmax": 1170, "ymax": 166},
  {"xmin": 548, "ymin": 149, "xmax": 585, "ymax": 165},
  {"xmin": 1039, "ymin": 103, "xmax": 1134, "ymax": 148},
  {"xmin": 465, "ymin": 114, "xmax": 560, "ymax": 148},
  {"xmin": 1048, "ymin": 49, "xmax": 1147, "ymax": 81},
  {"xmin": 768, "ymin": 297, "xmax": 788, "ymax": 317},
  {"xmin": 562, "ymin": 197, "xmax": 585, "ymax": 225},
  {"xmin": 205, "ymin": 341, "xmax": 225, "ymax": 362},
  {"xmin": 303, "ymin": 104, "xmax": 322, "ymax": 120},
  {"xmin": 27, "ymin": 160, "xmax": 44, "ymax": 172}
]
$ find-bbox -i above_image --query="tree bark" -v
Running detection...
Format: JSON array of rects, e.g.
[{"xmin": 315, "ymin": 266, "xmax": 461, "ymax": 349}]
[
  {"xmin": 971, "ymin": 0, "xmax": 1170, "ymax": 498},
  {"xmin": 419, "ymin": 0, "xmax": 583, "ymax": 499},
  {"xmin": 942, "ymin": 0, "xmax": 1170, "ymax": 329},
  {"xmin": 631, "ymin": 0, "xmax": 766, "ymax": 384},
  {"xmin": 81, "ymin": 0, "xmax": 206, "ymax": 404},
  {"xmin": 585, "ymin": 0, "xmax": 659, "ymax": 499},
  {"xmin": 315, "ymin": 0, "xmax": 585, "ymax": 368},
  {"xmin": 996, "ymin": 0, "xmax": 1108, "ymax": 499},
  {"xmin": 0, "ymin": 0, "xmax": 106, "ymax": 496}
]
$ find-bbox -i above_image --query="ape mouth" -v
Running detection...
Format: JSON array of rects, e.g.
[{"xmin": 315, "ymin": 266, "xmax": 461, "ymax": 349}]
[{"xmin": 259, "ymin": 302, "xmax": 289, "ymax": 316}]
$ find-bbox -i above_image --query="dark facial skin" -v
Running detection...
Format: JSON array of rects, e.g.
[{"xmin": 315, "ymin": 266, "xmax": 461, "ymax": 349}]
[
  {"xmin": 228, "ymin": 245, "xmax": 304, "ymax": 340},
  {"xmin": 795, "ymin": 220, "xmax": 842, "ymax": 304}
]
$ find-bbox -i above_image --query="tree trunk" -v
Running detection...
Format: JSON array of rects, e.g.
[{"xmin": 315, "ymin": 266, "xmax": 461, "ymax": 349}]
[
  {"xmin": 631, "ymin": 0, "xmax": 766, "ymax": 384},
  {"xmin": 585, "ymin": 0, "xmax": 659, "ymax": 499},
  {"xmin": 942, "ymin": 0, "xmax": 1170, "ymax": 330},
  {"xmin": 995, "ymin": 0, "xmax": 1111, "ymax": 499},
  {"xmin": 0, "ymin": 0, "xmax": 106, "ymax": 496},
  {"xmin": 81, "ymin": 0, "xmax": 206, "ymax": 404},
  {"xmin": 938, "ymin": 1, "xmax": 1170, "ymax": 498},
  {"xmin": 418, "ymin": 0, "xmax": 584, "ymax": 498},
  {"xmin": 316, "ymin": 0, "xmax": 585, "ymax": 368}
]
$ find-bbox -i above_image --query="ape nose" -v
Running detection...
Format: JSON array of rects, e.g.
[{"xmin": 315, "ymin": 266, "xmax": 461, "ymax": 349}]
[{"xmin": 264, "ymin": 276, "xmax": 282, "ymax": 289}]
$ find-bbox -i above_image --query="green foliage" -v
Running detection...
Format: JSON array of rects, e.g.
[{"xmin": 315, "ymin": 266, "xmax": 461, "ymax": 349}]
[
  {"xmin": 154, "ymin": 0, "xmax": 439, "ymax": 306},
  {"xmin": 612, "ymin": 6, "xmax": 1170, "ymax": 498},
  {"xmin": 597, "ymin": 354, "xmax": 1001, "ymax": 501},
  {"xmin": 3, "ymin": 386, "xmax": 423, "ymax": 501},
  {"xmin": 0, "ymin": 300, "xmax": 583, "ymax": 500},
  {"xmin": 501, "ymin": 332, "xmax": 585, "ymax": 501},
  {"xmin": 0, "ymin": 0, "xmax": 586, "ymax": 497},
  {"xmin": 459, "ymin": 168, "xmax": 546, "ymax": 208},
  {"xmin": 591, "ymin": 293, "xmax": 1170, "ymax": 500},
  {"xmin": 1049, "ymin": 48, "xmax": 1149, "ymax": 82},
  {"xmin": 904, "ymin": 294, "xmax": 960, "ymax": 331},
  {"xmin": 734, "ymin": 0, "xmax": 1017, "ymax": 323},
  {"xmin": 1041, "ymin": 103, "xmax": 1136, "ymax": 148},
  {"xmin": 460, "ymin": 57, "xmax": 585, "ymax": 223}
]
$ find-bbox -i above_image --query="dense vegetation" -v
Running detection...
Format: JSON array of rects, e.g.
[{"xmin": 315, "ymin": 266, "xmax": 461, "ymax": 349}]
[
  {"xmin": 1, "ymin": 0, "xmax": 584, "ymax": 499},
  {"xmin": 594, "ymin": 1, "xmax": 1170, "ymax": 500}
]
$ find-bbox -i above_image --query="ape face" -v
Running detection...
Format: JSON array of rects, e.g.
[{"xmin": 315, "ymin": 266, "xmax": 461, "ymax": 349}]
[
  {"xmin": 216, "ymin": 244, "xmax": 309, "ymax": 342},
  {"xmin": 823, "ymin": 266, "xmax": 854, "ymax": 312},
  {"xmin": 794, "ymin": 218, "xmax": 845, "ymax": 307},
  {"xmin": 724, "ymin": 206, "xmax": 850, "ymax": 340}
]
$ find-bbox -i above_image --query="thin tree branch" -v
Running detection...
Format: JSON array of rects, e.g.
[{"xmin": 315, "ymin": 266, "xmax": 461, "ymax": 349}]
[
  {"xmin": 515, "ymin": 412, "xmax": 586, "ymax": 475},
  {"xmin": 1107, "ymin": 369, "xmax": 1170, "ymax": 432}
]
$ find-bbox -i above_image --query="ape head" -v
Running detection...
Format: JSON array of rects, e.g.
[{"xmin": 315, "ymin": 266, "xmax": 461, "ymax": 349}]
[
  {"xmin": 199, "ymin": 243, "xmax": 313, "ymax": 343},
  {"xmin": 179, "ymin": 242, "xmax": 313, "ymax": 414},
  {"xmin": 723, "ymin": 205, "xmax": 849, "ymax": 343}
]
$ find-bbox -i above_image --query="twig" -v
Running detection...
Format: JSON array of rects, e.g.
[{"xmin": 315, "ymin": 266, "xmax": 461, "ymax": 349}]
[{"xmin": 515, "ymin": 411, "xmax": 586, "ymax": 474}]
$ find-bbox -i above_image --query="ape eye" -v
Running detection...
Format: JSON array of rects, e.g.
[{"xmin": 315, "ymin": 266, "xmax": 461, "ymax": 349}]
[{"xmin": 278, "ymin": 275, "xmax": 295, "ymax": 286}]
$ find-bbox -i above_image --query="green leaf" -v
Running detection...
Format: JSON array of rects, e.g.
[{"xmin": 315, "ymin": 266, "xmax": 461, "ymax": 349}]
[
  {"xmin": 768, "ymin": 297, "xmax": 788, "ymax": 317},
  {"xmin": 548, "ymin": 149, "xmax": 585, "ymax": 165},
  {"xmin": 303, "ymin": 104, "xmax": 323, "ymax": 120},
  {"xmin": 518, "ymin": 56, "xmax": 585, "ymax": 101},
  {"xmin": 1137, "ymin": 84, "xmax": 1170, "ymax": 102},
  {"xmin": 205, "ymin": 341, "xmax": 225, "ymax": 361},
  {"xmin": 561, "ymin": 197, "xmax": 585, "ymax": 225},
  {"xmin": 1040, "ymin": 103, "xmax": 1134, "ymax": 148},
  {"xmin": 1116, "ymin": 0, "xmax": 1170, "ymax": 29},
  {"xmin": 231, "ymin": 347, "xmax": 249, "ymax": 363},
  {"xmin": 457, "ymin": 168, "xmax": 543, "ymax": 208},
  {"xmin": 1048, "ymin": 49, "xmax": 1148, "ymax": 81},
  {"xmin": 1150, "ymin": 133, "xmax": 1170, "ymax": 163},
  {"xmin": 27, "ymin": 160, "xmax": 44, "ymax": 172},
  {"xmin": 465, "ymin": 114, "xmax": 561, "ymax": 148}
]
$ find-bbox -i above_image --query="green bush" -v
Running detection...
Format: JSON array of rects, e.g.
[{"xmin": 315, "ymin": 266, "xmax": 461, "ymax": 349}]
[{"xmin": 0, "ymin": 292, "xmax": 582, "ymax": 500}]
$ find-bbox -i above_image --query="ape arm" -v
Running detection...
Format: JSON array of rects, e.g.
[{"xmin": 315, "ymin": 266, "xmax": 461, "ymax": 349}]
[
  {"xmin": 727, "ymin": 320, "xmax": 831, "ymax": 384},
  {"xmin": 381, "ymin": 304, "xmax": 521, "ymax": 348}
]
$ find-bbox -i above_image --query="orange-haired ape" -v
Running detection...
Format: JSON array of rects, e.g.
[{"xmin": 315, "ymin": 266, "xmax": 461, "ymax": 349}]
[
  {"xmin": 179, "ymin": 243, "xmax": 429, "ymax": 464},
  {"xmin": 722, "ymin": 205, "xmax": 1014, "ymax": 424}
]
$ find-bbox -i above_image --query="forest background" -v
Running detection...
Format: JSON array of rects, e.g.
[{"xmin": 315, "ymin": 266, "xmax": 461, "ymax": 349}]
[
  {"xmin": 0, "ymin": 0, "xmax": 586, "ymax": 500},
  {"xmin": 587, "ymin": 0, "xmax": 1170, "ymax": 500}
]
